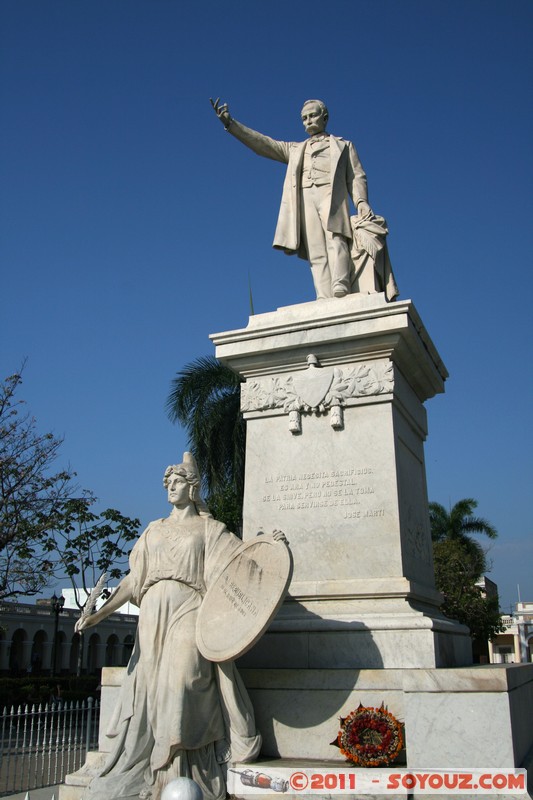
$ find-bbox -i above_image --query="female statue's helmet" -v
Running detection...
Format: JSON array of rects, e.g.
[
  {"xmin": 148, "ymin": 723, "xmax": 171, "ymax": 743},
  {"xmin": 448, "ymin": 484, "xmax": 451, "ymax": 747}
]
[{"xmin": 163, "ymin": 452, "xmax": 211, "ymax": 517}]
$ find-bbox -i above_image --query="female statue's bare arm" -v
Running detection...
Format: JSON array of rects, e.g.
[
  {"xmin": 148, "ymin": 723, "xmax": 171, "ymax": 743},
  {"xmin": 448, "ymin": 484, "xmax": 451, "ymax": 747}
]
[{"xmin": 75, "ymin": 573, "xmax": 134, "ymax": 633}]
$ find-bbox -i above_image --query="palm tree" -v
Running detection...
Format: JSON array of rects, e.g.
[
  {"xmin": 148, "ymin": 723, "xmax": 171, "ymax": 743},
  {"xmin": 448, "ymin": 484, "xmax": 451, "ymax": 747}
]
[
  {"xmin": 429, "ymin": 498, "xmax": 497, "ymax": 576},
  {"xmin": 166, "ymin": 356, "xmax": 245, "ymax": 528},
  {"xmin": 429, "ymin": 498, "xmax": 501, "ymax": 647}
]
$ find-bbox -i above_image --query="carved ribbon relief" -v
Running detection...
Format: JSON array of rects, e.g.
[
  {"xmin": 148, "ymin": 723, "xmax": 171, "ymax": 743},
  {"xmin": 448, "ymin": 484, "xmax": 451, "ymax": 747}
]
[{"xmin": 241, "ymin": 355, "xmax": 394, "ymax": 434}]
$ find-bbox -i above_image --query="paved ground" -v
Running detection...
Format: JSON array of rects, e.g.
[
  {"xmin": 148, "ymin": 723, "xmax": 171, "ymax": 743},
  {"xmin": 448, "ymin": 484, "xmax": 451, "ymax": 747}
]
[{"xmin": 1, "ymin": 786, "xmax": 61, "ymax": 799}]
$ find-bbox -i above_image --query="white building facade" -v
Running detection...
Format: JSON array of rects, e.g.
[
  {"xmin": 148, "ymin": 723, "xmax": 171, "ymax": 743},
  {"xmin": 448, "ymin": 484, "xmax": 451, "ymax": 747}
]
[
  {"xmin": 490, "ymin": 602, "xmax": 533, "ymax": 664},
  {"xmin": 0, "ymin": 597, "xmax": 137, "ymax": 676}
]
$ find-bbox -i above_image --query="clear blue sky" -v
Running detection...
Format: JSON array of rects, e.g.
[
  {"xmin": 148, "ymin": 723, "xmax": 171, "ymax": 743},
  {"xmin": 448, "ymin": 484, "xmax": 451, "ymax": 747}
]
[{"xmin": 1, "ymin": 1, "xmax": 532, "ymax": 612}]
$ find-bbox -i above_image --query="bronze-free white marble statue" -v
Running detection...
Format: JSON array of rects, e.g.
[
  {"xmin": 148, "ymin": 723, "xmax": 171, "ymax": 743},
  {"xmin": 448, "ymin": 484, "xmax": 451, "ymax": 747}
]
[
  {"xmin": 211, "ymin": 97, "xmax": 399, "ymax": 301},
  {"xmin": 75, "ymin": 454, "xmax": 264, "ymax": 800}
]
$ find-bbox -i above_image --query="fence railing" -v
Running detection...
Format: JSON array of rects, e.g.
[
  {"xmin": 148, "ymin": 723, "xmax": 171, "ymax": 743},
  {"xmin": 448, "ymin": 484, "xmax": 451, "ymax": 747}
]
[{"xmin": 0, "ymin": 698, "xmax": 99, "ymax": 797}]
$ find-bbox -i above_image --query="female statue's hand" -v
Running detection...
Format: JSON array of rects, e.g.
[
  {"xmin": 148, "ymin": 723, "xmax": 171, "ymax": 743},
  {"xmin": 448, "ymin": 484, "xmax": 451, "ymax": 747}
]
[
  {"xmin": 74, "ymin": 615, "xmax": 92, "ymax": 634},
  {"xmin": 272, "ymin": 529, "xmax": 289, "ymax": 545}
]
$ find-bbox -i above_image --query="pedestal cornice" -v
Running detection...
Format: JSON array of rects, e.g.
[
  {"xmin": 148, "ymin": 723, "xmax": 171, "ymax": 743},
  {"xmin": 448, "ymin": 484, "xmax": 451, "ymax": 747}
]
[{"xmin": 211, "ymin": 294, "xmax": 448, "ymax": 402}]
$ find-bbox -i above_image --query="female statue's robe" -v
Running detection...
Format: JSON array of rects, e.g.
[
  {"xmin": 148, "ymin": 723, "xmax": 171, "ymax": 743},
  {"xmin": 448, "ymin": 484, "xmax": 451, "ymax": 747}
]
[{"xmin": 84, "ymin": 517, "xmax": 261, "ymax": 800}]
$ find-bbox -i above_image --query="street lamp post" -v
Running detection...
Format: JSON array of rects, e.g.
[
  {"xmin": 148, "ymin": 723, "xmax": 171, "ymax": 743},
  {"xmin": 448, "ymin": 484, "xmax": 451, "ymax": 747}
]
[{"xmin": 50, "ymin": 592, "xmax": 65, "ymax": 677}]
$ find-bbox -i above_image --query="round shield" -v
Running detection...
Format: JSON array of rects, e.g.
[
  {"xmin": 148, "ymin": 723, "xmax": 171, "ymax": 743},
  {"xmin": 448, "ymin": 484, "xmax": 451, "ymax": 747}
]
[{"xmin": 196, "ymin": 534, "xmax": 292, "ymax": 662}]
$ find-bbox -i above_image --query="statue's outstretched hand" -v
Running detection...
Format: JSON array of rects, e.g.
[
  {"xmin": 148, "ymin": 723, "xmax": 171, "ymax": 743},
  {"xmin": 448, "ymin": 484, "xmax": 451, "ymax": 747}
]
[{"xmin": 210, "ymin": 97, "xmax": 232, "ymax": 128}]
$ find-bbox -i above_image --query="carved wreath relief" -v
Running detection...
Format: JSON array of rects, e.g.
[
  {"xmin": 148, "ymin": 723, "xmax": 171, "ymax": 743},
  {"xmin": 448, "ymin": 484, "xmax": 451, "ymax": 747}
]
[{"xmin": 241, "ymin": 354, "xmax": 394, "ymax": 434}]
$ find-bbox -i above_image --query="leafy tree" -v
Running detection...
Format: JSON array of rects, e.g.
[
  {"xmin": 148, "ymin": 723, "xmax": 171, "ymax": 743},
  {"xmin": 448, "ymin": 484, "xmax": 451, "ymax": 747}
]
[
  {"xmin": 0, "ymin": 369, "xmax": 140, "ymax": 609},
  {"xmin": 44, "ymin": 496, "xmax": 140, "ymax": 603},
  {"xmin": 0, "ymin": 369, "xmax": 76, "ymax": 600},
  {"xmin": 429, "ymin": 498, "xmax": 503, "ymax": 645},
  {"xmin": 205, "ymin": 483, "xmax": 244, "ymax": 536},
  {"xmin": 166, "ymin": 356, "xmax": 245, "ymax": 530},
  {"xmin": 429, "ymin": 497, "xmax": 497, "ymax": 572},
  {"xmin": 432, "ymin": 539, "xmax": 504, "ymax": 643},
  {"xmin": 42, "ymin": 496, "xmax": 140, "ymax": 675}
]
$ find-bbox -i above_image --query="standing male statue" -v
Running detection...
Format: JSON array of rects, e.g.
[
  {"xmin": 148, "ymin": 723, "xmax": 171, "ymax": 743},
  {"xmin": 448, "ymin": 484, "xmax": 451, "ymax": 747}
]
[{"xmin": 211, "ymin": 97, "xmax": 376, "ymax": 300}]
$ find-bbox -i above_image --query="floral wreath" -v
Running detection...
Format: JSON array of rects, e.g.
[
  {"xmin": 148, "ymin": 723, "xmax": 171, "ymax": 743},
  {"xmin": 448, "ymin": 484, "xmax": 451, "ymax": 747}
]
[{"xmin": 332, "ymin": 703, "xmax": 403, "ymax": 767}]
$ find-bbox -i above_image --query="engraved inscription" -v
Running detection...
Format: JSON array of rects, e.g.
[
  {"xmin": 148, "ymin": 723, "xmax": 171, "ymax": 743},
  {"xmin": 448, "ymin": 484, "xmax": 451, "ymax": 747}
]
[
  {"xmin": 220, "ymin": 573, "xmax": 259, "ymax": 618},
  {"xmin": 260, "ymin": 466, "xmax": 385, "ymax": 518}
]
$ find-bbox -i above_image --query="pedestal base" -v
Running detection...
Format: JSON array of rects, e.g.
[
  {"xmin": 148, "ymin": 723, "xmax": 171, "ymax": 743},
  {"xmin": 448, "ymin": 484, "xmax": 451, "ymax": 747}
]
[
  {"xmin": 240, "ymin": 665, "xmax": 533, "ymax": 769},
  {"xmin": 239, "ymin": 595, "xmax": 473, "ymax": 670},
  {"xmin": 61, "ymin": 662, "xmax": 533, "ymax": 800}
]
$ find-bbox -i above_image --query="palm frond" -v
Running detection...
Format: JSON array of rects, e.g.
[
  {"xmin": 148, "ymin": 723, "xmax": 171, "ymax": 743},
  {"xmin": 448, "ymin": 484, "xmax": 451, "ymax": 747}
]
[
  {"xmin": 79, "ymin": 571, "xmax": 108, "ymax": 619},
  {"xmin": 429, "ymin": 497, "xmax": 498, "ymax": 550},
  {"xmin": 166, "ymin": 356, "xmax": 245, "ymax": 504}
]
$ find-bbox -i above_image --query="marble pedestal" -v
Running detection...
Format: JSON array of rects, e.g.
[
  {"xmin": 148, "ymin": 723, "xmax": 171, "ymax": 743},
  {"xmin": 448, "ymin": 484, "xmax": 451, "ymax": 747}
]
[
  {"xmin": 211, "ymin": 293, "xmax": 472, "ymax": 670},
  {"xmin": 61, "ymin": 664, "xmax": 533, "ymax": 799},
  {"xmin": 235, "ymin": 664, "xmax": 533, "ymax": 798},
  {"xmin": 60, "ymin": 294, "xmax": 532, "ymax": 800},
  {"xmin": 240, "ymin": 665, "xmax": 533, "ymax": 766}
]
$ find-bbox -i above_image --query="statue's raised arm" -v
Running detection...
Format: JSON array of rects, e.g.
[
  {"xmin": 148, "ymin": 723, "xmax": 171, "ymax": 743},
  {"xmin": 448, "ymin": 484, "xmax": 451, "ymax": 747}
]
[
  {"xmin": 210, "ymin": 97, "xmax": 398, "ymax": 302},
  {"xmin": 210, "ymin": 97, "xmax": 290, "ymax": 164}
]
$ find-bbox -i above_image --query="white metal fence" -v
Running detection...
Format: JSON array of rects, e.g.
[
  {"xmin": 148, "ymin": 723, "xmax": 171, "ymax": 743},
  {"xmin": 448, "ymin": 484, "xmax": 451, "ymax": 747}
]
[{"xmin": 0, "ymin": 698, "xmax": 99, "ymax": 796}]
